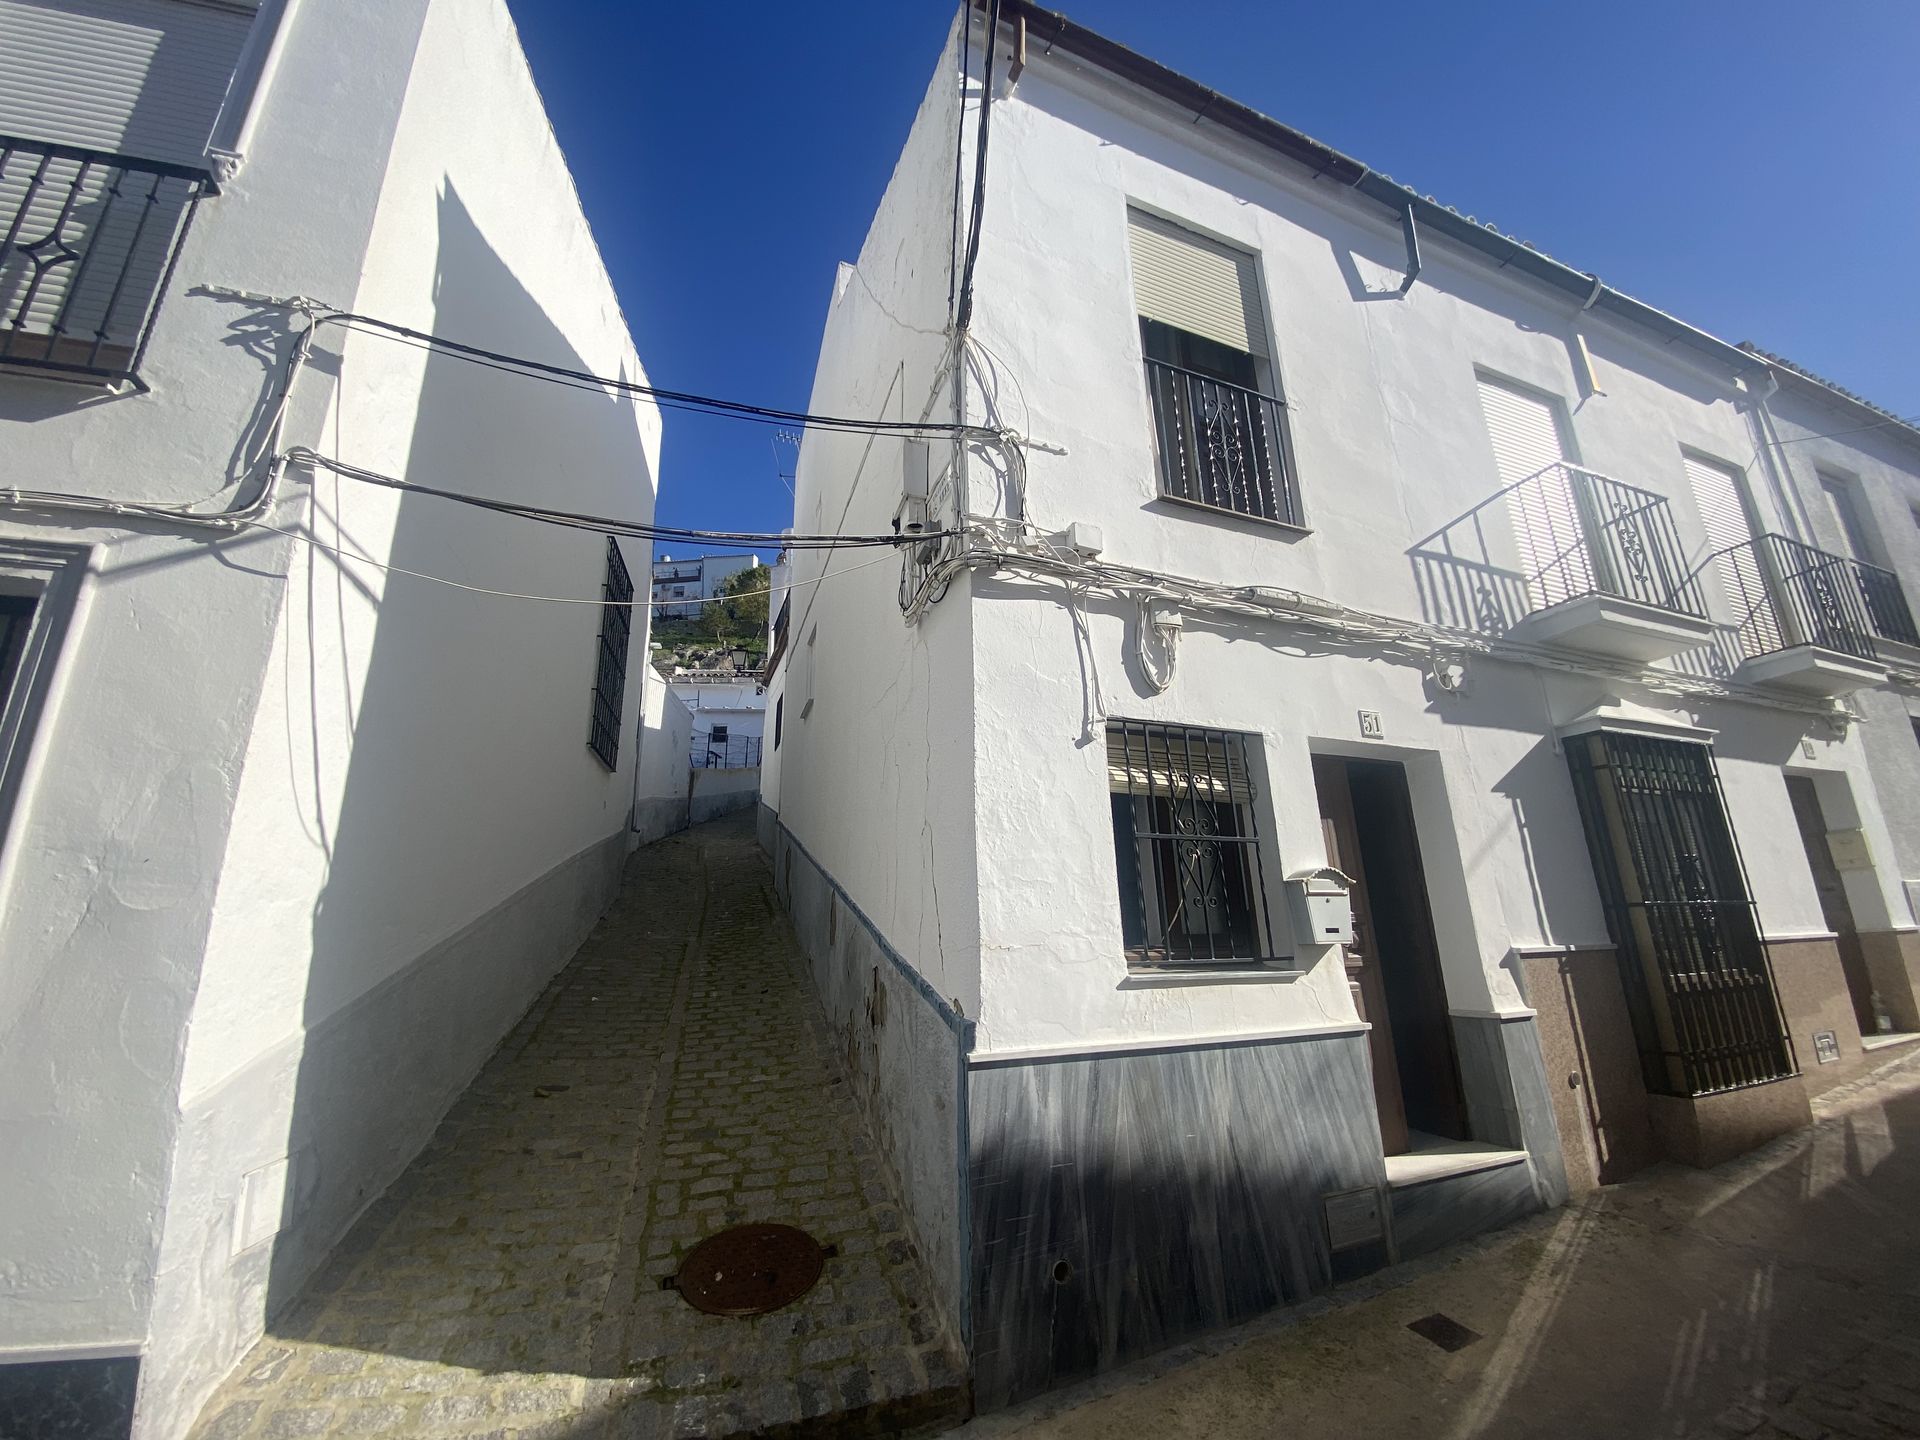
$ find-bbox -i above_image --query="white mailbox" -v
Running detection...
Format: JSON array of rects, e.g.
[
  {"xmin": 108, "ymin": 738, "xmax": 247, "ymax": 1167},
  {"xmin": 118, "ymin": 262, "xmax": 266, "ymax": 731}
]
[{"xmin": 1286, "ymin": 867, "xmax": 1354, "ymax": 948}]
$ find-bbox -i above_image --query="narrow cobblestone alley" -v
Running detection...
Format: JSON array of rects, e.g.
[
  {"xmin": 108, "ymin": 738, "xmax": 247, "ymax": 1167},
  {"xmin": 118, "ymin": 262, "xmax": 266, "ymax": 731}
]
[{"xmin": 189, "ymin": 814, "xmax": 966, "ymax": 1440}]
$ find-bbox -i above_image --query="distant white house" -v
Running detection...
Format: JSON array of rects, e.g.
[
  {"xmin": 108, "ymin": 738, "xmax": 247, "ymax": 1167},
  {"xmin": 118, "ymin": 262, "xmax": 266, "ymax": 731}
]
[
  {"xmin": 0, "ymin": 2, "xmax": 661, "ymax": 1436},
  {"xmin": 671, "ymin": 672, "xmax": 767, "ymax": 768},
  {"xmin": 651, "ymin": 550, "xmax": 759, "ymax": 619}
]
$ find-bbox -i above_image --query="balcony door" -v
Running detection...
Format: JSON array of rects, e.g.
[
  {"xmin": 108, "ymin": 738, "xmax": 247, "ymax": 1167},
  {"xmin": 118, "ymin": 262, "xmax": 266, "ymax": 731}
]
[
  {"xmin": 1476, "ymin": 376, "xmax": 1582, "ymax": 611},
  {"xmin": 1683, "ymin": 453, "xmax": 1773, "ymax": 638}
]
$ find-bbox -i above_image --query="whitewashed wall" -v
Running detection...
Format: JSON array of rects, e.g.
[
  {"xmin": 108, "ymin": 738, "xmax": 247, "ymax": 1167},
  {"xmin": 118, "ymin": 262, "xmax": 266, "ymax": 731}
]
[
  {"xmin": 768, "ymin": 18, "xmax": 981, "ymax": 1019},
  {"xmin": 635, "ymin": 667, "xmax": 694, "ymax": 844},
  {"xmin": 0, "ymin": 0, "xmax": 435, "ymax": 1386},
  {"xmin": 7, "ymin": 0, "xmax": 662, "ymax": 1433},
  {"xmin": 943, "ymin": 31, "xmax": 1911, "ymax": 1052}
]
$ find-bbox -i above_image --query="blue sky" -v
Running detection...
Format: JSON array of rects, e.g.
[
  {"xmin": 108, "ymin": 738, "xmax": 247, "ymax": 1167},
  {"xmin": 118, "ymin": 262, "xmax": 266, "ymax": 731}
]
[{"xmin": 505, "ymin": 0, "xmax": 1920, "ymax": 549}]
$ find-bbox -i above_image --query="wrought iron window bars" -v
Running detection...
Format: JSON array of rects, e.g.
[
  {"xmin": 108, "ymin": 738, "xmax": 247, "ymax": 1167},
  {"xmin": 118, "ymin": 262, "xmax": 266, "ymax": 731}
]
[{"xmin": 1107, "ymin": 720, "xmax": 1282, "ymax": 967}]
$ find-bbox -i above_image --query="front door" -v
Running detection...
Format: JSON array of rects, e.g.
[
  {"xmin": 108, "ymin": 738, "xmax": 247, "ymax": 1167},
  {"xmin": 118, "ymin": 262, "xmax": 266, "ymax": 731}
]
[
  {"xmin": 1786, "ymin": 775, "xmax": 1878, "ymax": 1035},
  {"xmin": 1313, "ymin": 755, "xmax": 1467, "ymax": 1155}
]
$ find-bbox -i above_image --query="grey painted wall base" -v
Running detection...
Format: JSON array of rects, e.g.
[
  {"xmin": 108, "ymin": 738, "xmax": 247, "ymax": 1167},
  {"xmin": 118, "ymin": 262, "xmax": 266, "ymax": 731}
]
[
  {"xmin": 630, "ymin": 795, "xmax": 689, "ymax": 846},
  {"xmin": 141, "ymin": 828, "xmax": 630, "ymax": 1440},
  {"xmin": 1389, "ymin": 1160, "xmax": 1542, "ymax": 1263},
  {"xmin": 967, "ymin": 1032, "xmax": 1389, "ymax": 1411},
  {"xmin": 1452, "ymin": 1014, "xmax": 1571, "ymax": 1207},
  {"xmin": 763, "ymin": 808, "xmax": 970, "ymax": 1351},
  {"xmin": 0, "ymin": 1354, "xmax": 139, "ymax": 1439}
]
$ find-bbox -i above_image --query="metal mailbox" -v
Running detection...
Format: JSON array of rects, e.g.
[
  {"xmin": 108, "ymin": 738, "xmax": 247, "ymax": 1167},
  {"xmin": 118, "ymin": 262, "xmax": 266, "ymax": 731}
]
[{"xmin": 1286, "ymin": 866, "xmax": 1354, "ymax": 948}]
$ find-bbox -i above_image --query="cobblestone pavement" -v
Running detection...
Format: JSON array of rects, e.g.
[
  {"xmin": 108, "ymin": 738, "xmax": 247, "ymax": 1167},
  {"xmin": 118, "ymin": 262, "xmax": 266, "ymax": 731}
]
[
  {"xmin": 190, "ymin": 813, "xmax": 965, "ymax": 1440},
  {"xmin": 951, "ymin": 1050, "xmax": 1920, "ymax": 1440}
]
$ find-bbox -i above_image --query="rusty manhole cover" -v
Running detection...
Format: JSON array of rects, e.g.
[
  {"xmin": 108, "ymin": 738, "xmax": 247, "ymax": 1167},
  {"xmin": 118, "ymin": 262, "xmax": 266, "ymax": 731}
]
[{"xmin": 670, "ymin": 1224, "xmax": 827, "ymax": 1316}]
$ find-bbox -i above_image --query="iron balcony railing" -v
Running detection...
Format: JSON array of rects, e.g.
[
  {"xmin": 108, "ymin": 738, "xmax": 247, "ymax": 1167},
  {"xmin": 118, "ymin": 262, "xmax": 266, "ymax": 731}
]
[
  {"xmin": 1143, "ymin": 357, "xmax": 1301, "ymax": 527},
  {"xmin": 1513, "ymin": 464, "xmax": 1709, "ymax": 620},
  {"xmin": 0, "ymin": 136, "xmax": 213, "ymax": 383},
  {"xmin": 1705, "ymin": 532, "xmax": 1882, "ymax": 664},
  {"xmin": 1852, "ymin": 558, "xmax": 1920, "ymax": 649},
  {"xmin": 692, "ymin": 734, "xmax": 762, "ymax": 770}
]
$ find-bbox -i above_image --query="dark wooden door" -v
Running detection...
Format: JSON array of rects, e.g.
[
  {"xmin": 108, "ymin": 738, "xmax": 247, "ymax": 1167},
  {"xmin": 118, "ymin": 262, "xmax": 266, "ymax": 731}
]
[
  {"xmin": 1786, "ymin": 775, "xmax": 1876, "ymax": 1034},
  {"xmin": 1314, "ymin": 755, "xmax": 1410, "ymax": 1155}
]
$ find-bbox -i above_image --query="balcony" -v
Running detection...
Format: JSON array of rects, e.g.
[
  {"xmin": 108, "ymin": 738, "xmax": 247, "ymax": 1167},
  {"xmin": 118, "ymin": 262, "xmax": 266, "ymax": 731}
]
[
  {"xmin": 1711, "ymin": 534, "xmax": 1889, "ymax": 695},
  {"xmin": 1506, "ymin": 466, "xmax": 1717, "ymax": 663},
  {"xmin": 1143, "ymin": 357, "xmax": 1302, "ymax": 527},
  {"xmin": 0, "ymin": 137, "xmax": 213, "ymax": 384}
]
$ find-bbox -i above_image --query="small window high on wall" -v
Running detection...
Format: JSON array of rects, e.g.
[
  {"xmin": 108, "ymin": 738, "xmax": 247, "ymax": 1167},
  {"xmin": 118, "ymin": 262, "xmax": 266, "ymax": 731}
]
[
  {"xmin": 1128, "ymin": 209, "xmax": 1300, "ymax": 527},
  {"xmin": 587, "ymin": 537, "xmax": 633, "ymax": 770}
]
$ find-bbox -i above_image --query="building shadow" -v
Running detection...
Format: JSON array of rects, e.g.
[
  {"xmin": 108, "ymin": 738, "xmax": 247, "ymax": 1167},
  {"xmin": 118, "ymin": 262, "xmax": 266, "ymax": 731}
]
[{"xmin": 257, "ymin": 179, "xmax": 651, "ymax": 1378}]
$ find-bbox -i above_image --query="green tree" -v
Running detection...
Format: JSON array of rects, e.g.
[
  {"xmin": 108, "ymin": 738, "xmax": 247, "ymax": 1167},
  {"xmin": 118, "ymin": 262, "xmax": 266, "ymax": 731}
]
[{"xmin": 700, "ymin": 563, "xmax": 770, "ymax": 643}]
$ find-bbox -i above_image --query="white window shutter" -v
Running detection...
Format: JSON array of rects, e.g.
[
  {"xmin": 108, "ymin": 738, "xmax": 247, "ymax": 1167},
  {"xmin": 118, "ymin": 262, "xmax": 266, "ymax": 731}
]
[
  {"xmin": 1127, "ymin": 209, "xmax": 1267, "ymax": 357},
  {"xmin": 0, "ymin": 0, "xmax": 257, "ymax": 165},
  {"xmin": 1684, "ymin": 452, "xmax": 1762, "ymax": 620},
  {"xmin": 1477, "ymin": 377, "xmax": 1576, "ymax": 606}
]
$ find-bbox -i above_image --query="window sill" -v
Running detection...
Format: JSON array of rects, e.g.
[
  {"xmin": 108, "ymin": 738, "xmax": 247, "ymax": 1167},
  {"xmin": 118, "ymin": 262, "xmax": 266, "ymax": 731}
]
[
  {"xmin": 1120, "ymin": 961, "xmax": 1305, "ymax": 986},
  {"xmin": 1152, "ymin": 491, "xmax": 1312, "ymax": 536}
]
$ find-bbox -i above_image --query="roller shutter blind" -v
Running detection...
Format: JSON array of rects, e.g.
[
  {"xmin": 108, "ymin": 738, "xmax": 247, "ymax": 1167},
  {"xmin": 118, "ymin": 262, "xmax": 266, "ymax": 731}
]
[
  {"xmin": 1106, "ymin": 722, "xmax": 1253, "ymax": 802},
  {"xmin": 1818, "ymin": 474, "xmax": 1873, "ymax": 562},
  {"xmin": 1127, "ymin": 208, "xmax": 1268, "ymax": 357},
  {"xmin": 1684, "ymin": 452, "xmax": 1763, "ymax": 623},
  {"xmin": 0, "ymin": 0, "xmax": 256, "ymax": 165},
  {"xmin": 1477, "ymin": 376, "xmax": 1577, "ymax": 606}
]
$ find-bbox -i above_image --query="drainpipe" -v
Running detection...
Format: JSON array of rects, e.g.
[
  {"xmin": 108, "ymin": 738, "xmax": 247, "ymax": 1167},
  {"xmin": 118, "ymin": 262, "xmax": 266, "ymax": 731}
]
[
  {"xmin": 1396, "ymin": 202, "xmax": 1421, "ymax": 296},
  {"xmin": 206, "ymin": 0, "xmax": 302, "ymax": 184}
]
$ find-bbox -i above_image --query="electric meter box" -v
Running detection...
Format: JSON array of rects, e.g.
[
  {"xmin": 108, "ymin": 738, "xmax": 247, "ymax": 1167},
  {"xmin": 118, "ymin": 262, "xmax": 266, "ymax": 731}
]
[{"xmin": 1286, "ymin": 868, "xmax": 1354, "ymax": 948}]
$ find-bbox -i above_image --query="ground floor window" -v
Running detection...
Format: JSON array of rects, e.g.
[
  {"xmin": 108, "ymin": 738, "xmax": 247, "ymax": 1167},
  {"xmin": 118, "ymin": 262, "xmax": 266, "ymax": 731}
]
[
  {"xmin": 1106, "ymin": 719, "xmax": 1278, "ymax": 967},
  {"xmin": 1564, "ymin": 730, "xmax": 1795, "ymax": 1096},
  {"xmin": 0, "ymin": 595, "xmax": 34, "ymax": 704}
]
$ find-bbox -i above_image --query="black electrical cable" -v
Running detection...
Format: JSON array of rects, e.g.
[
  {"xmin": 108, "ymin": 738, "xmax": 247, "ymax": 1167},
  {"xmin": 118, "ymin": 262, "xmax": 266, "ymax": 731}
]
[
  {"xmin": 289, "ymin": 450, "xmax": 964, "ymax": 551},
  {"xmin": 326, "ymin": 312, "xmax": 990, "ymax": 439},
  {"xmin": 953, "ymin": 0, "xmax": 1001, "ymax": 333},
  {"xmin": 948, "ymin": 0, "xmax": 972, "ymax": 317}
]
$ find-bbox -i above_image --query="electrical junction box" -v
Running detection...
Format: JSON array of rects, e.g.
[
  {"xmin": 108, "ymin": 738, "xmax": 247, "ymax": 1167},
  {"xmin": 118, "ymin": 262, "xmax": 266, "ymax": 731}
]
[
  {"xmin": 903, "ymin": 439, "xmax": 931, "ymax": 501},
  {"xmin": 1065, "ymin": 521, "xmax": 1104, "ymax": 557},
  {"xmin": 1286, "ymin": 867, "xmax": 1354, "ymax": 948}
]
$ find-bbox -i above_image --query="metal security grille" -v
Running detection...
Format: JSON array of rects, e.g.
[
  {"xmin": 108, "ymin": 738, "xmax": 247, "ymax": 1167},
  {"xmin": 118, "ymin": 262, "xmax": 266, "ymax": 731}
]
[
  {"xmin": 1107, "ymin": 720, "xmax": 1279, "ymax": 967},
  {"xmin": 1565, "ymin": 731, "xmax": 1795, "ymax": 1096},
  {"xmin": 587, "ymin": 537, "xmax": 632, "ymax": 770}
]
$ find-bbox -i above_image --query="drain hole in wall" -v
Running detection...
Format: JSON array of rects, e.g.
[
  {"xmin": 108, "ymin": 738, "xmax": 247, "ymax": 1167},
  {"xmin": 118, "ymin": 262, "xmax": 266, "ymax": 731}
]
[{"xmin": 1052, "ymin": 1259, "xmax": 1073, "ymax": 1285}]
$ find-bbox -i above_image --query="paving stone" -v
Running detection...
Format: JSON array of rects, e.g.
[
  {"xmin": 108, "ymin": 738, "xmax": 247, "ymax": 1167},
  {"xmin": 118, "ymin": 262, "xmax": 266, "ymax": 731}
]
[{"xmin": 182, "ymin": 817, "xmax": 962, "ymax": 1440}]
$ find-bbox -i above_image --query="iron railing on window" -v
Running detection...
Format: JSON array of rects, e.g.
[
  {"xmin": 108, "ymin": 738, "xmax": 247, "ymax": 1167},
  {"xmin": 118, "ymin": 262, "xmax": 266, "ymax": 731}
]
[
  {"xmin": 1705, "ymin": 532, "xmax": 1879, "ymax": 663},
  {"xmin": 1106, "ymin": 719, "xmax": 1282, "ymax": 968},
  {"xmin": 588, "ymin": 537, "xmax": 633, "ymax": 770},
  {"xmin": 1565, "ymin": 730, "xmax": 1795, "ymax": 1097},
  {"xmin": 0, "ymin": 137, "xmax": 213, "ymax": 383},
  {"xmin": 1851, "ymin": 558, "xmax": 1920, "ymax": 648},
  {"xmin": 691, "ymin": 734, "xmax": 761, "ymax": 770},
  {"xmin": 1513, "ymin": 465, "xmax": 1708, "ymax": 619},
  {"xmin": 1143, "ymin": 357, "xmax": 1300, "ymax": 526}
]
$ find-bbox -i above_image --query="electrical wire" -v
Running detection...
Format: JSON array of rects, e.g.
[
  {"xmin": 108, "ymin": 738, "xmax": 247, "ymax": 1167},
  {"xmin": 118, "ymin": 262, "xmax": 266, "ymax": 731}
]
[
  {"xmin": 321, "ymin": 310, "xmax": 995, "ymax": 439},
  {"xmin": 953, "ymin": 0, "xmax": 1001, "ymax": 332},
  {"xmin": 241, "ymin": 516, "xmax": 901, "ymax": 607},
  {"xmin": 287, "ymin": 448, "xmax": 963, "ymax": 552}
]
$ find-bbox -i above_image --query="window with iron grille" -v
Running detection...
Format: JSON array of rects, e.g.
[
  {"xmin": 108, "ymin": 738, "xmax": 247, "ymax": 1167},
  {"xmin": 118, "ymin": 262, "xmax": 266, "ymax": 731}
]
[
  {"xmin": 587, "ymin": 537, "xmax": 632, "ymax": 770},
  {"xmin": 1564, "ymin": 730, "xmax": 1795, "ymax": 1097},
  {"xmin": 0, "ymin": 594, "xmax": 35, "ymax": 707},
  {"xmin": 1128, "ymin": 209, "xmax": 1301, "ymax": 528},
  {"xmin": 1106, "ymin": 720, "xmax": 1281, "ymax": 967}
]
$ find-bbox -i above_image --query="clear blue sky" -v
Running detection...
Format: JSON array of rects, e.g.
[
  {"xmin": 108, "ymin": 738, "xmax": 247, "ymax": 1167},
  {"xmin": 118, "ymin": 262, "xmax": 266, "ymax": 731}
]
[{"xmin": 504, "ymin": 0, "xmax": 1920, "ymax": 548}]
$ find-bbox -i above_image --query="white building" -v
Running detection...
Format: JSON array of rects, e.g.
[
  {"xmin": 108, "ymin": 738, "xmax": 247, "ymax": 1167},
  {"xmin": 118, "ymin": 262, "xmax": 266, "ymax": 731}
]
[
  {"xmin": 670, "ymin": 672, "xmax": 767, "ymax": 766},
  {"xmin": 760, "ymin": 2, "xmax": 1920, "ymax": 1410},
  {"xmin": 0, "ymin": 2, "xmax": 659, "ymax": 1436},
  {"xmin": 650, "ymin": 549, "xmax": 758, "ymax": 620}
]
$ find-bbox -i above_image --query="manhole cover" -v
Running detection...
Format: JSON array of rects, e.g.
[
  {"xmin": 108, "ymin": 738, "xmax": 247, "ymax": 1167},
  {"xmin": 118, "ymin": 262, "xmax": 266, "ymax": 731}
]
[
  {"xmin": 671, "ymin": 1224, "xmax": 826, "ymax": 1316},
  {"xmin": 1407, "ymin": 1312, "xmax": 1482, "ymax": 1352}
]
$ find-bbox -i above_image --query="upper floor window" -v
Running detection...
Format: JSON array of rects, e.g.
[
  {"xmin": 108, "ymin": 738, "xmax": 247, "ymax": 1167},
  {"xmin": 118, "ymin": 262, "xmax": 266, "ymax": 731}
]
[
  {"xmin": 1127, "ymin": 208, "xmax": 1301, "ymax": 528},
  {"xmin": 0, "ymin": 0, "xmax": 256, "ymax": 383}
]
